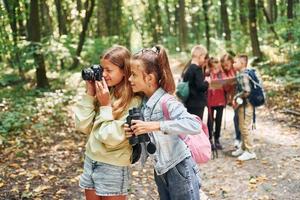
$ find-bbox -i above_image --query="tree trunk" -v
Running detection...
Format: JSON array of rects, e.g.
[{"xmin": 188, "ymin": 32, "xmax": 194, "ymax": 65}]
[
  {"xmin": 287, "ymin": 0, "xmax": 293, "ymax": 41},
  {"xmin": 16, "ymin": 0, "xmax": 27, "ymax": 37},
  {"xmin": 164, "ymin": 0, "xmax": 171, "ymax": 36},
  {"xmin": 28, "ymin": 0, "xmax": 49, "ymax": 88},
  {"xmin": 248, "ymin": 0, "xmax": 262, "ymax": 59},
  {"xmin": 154, "ymin": 0, "xmax": 163, "ymax": 43},
  {"xmin": 258, "ymin": 0, "xmax": 279, "ymax": 40},
  {"xmin": 54, "ymin": 0, "xmax": 67, "ymax": 35},
  {"xmin": 71, "ymin": 0, "xmax": 95, "ymax": 69},
  {"xmin": 267, "ymin": 0, "xmax": 277, "ymax": 22},
  {"xmin": 203, "ymin": 0, "xmax": 210, "ymax": 50},
  {"xmin": 40, "ymin": 1, "xmax": 53, "ymax": 37},
  {"xmin": 239, "ymin": 0, "xmax": 248, "ymax": 33},
  {"xmin": 97, "ymin": 0, "xmax": 107, "ymax": 36},
  {"xmin": 220, "ymin": 0, "xmax": 231, "ymax": 46},
  {"xmin": 77, "ymin": 0, "xmax": 82, "ymax": 13},
  {"xmin": 191, "ymin": 0, "xmax": 200, "ymax": 43},
  {"xmin": 179, "ymin": 0, "xmax": 187, "ymax": 51},
  {"xmin": 3, "ymin": 0, "xmax": 25, "ymax": 79}
]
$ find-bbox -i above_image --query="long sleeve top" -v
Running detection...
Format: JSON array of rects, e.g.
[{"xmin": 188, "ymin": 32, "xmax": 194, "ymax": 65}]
[
  {"xmin": 183, "ymin": 64, "xmax": 209, "ymax": 107},
  {"xmin": 235, "ymin": 69, "xmax": 251, "ymax": 100},
  {"xmin": 141, "ymin": 88, "xmax": 201, "ymax": 175},
  {"xmin": 73, "ymin": 94, "xmax": 141, "ymax": 166}
]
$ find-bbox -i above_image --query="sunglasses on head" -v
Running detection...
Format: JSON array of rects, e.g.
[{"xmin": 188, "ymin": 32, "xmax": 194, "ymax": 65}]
[{"xmin": 135, "ymin": 46, "xmax": 160, "ymax": 55}]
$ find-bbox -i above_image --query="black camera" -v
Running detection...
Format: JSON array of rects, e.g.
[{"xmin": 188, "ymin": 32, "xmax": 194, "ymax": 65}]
[
  {"xmin": 81, "ymin": 64, "xmax": 103, "ymax": 81},
  {"xmin": 126, "ymin": 107, "xmax": 156, "ymax": 154}
]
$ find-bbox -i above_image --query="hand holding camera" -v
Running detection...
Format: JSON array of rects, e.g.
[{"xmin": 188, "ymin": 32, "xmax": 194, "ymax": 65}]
[{"xmin": 82, "ymin": 65, "xmax": 110, "ymax": 106}]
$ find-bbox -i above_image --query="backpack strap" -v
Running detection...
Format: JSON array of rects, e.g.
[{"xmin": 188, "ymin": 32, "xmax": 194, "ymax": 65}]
[{"xmin": 161, "ymin": 94, "xmax": 174, "ymax": 120}]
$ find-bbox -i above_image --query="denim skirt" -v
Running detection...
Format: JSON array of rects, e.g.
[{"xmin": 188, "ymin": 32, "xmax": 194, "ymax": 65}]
[{"xmin": 79, "ymin": 156, "xmax": 130, "ymax": 196}]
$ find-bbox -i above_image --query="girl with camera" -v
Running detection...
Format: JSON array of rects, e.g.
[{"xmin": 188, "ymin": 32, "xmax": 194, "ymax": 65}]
[
  {"xmin": 73, "ymin": 45, "xmax": 141, "ymax": 200},
  {"xmin": 124, "ymin": 45, "xmax": 202, "ymax": 200}
]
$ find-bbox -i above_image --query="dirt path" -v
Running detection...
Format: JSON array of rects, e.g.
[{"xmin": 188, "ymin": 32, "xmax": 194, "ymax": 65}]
[{"xmin": 0, "ymin": 59, "xmax": 299, "ymax": 199}]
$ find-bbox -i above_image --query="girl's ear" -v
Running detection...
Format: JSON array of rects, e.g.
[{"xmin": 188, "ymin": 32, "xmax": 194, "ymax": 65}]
[{"xmin": 145, "ymin": 73, "xmax": 156, "ymax": 86}]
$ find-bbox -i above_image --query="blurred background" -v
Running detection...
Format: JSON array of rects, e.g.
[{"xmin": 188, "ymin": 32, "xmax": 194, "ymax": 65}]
[{"xmin": 1, "ymin": 1, "xmax": 300, "ymax": 199}]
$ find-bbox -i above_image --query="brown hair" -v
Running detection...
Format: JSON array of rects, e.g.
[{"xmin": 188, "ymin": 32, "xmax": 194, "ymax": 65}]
[
  {"xmin": 236, "ymin": 54, "xmax": 248, "ymax": 65},
  {"xmin": 220, "ymin": 53, "xmax": 234, "ymax": 71},
  {"xmin": 208, "ymin": 57, "xmax": 219, "ymax": 69},
  {"xmin": 102, "ymin": 45, "xmax": 133, "ymax": 119},
  {"xmin": 132, "ymin": 45, "xmax": 175, "ymax": 94}
]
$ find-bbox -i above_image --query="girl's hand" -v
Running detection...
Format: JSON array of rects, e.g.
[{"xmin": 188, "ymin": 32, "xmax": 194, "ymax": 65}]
[
  {"xmin": 95, "ymin": 77, "xmax": 111, "ymax": 106},
  {"xmin": 124, "ymin": 124, "xmax": 134, "ymax": 138},
  {"xmin": 86, "ymin": 81, "xmax": 96, "ymax": 96},
  {"xmin": 130, "ymin": 120, "xmax": 160, "ymax": 135}
]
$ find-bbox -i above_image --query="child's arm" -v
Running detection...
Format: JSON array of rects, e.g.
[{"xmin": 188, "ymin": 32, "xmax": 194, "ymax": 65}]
[
  {"xmin": 234, "ymin": 73, "xmax": 251, "ymax": 100},
  {"xmin": 159, "ymin": 98, "xmax": 201, "ymax": 135},
  {"xmin": 92, "ymin": 97, "xmax": 141, "ymax": 147},
  {"xmin": 73, "ymin": 94, "xmax": 97, "ymax": 134}
]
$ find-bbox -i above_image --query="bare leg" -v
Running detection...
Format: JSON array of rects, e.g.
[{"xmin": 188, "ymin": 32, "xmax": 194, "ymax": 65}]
[
  {"xmin": 102, "ymin": 195, "xmax": 127, "ymax": 200},
  {"xmin": 85, "ymin": 189, "xmax": 101, "ymax": 200}
]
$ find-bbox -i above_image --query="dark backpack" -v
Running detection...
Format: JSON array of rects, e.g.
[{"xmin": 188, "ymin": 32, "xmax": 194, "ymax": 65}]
[
  {"xmin": 245, "ymin": 68, "xmax": 265, "ymax": 107},
  {"xmin": 244, "ymin": 68, "xmax": 266, "ymax": 128}
]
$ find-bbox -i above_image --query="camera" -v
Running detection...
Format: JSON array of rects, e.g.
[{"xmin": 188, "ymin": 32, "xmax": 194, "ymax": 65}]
[
  {"xmin": 81, "ymin": 64, "xmax": 103, "ymax": 81},
  {"xmin": 126, "ymin": 107, "xmax": 156, "ymax": 154}
]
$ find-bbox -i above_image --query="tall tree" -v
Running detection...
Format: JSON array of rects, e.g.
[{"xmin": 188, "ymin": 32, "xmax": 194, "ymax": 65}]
[
  {"xmin": 96, "ymin": 0, "xmax": 107, "ymax": 36},
  {"xmin": 191, "ymin": 0, "xmax": 201, "ymax": 43},
  {"xmin": 3, "ymin": 0, "xmax": 24, "ymax": 79},
  {"xmin": 71, "ymin": 0, "xmax": 95, "ymax": 69},
  {"xmin": 267, "ymin": 0, "xmax": 277, "ymax": 23},
  {"xmin": 248, "ymin": 0, "xmax": 262, "ymax": 59},
  {"xmin": 220, "ymin": 0, "xmax": 231, "ymax": 45},
  {"xmin": 287, "ymin": 0, "xmax": 293, "ymax": 41},
  {"xmin": 28, "ymin": 0, "xmax": 49, "ymax": 88},
  {"xmin": 202, "ymin": 0, "xmax": 210, "ymax": 50},
  {"xmin": 164, "ymin": 0, "xmax": 171, "ymax": 36},
  {"xmin": 54, "ymin": 0, "xmax": 67, "ymax": 35},
  {"xmin": 179, "ymin": 0, "xmax": 187, "ymax": 51},
  {"xmin": 239, "ymin": 0, "xmax": 248, "ymax": 33},
  {"xmin": 258, "ymin": 0, "xmax": 279, "ymax": 40},
  {"xmin": 40, "ymin": 1, "xmax": 53, "ymax": 37}
]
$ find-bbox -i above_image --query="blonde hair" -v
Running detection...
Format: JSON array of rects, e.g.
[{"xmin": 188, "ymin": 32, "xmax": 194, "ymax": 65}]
[
  {"xmin": 132, "ymin": 45, "xmax": 175, "ymax": 94},
  {"xmin": 102, "ymin": 45, "xmax": 134, "ymax": 119},
  {"xmin": 191, "ymin": 45, "xmax": 208, "ymax": 59}
]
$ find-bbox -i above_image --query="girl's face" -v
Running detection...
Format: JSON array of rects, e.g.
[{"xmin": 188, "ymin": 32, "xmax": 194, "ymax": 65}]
[
  {"xmin": 101, "ymin": 59, "xmax": 124, "ymax": 87},
  {"xmin": 128, "ymin": 60, "xmax": 148, "ymax": 93},
  {"xmin": 211, "ymin": 62, "xmax": 221, "ymax": 74},
  {"xmin": 223, "ymin": 59, "xmax": 233, "ymax": 72}
]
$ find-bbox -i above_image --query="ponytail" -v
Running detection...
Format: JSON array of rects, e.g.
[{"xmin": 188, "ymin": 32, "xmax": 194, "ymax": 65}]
[
  {"xmin": 132, "ymin": 45, "xmax": 175, "ymax": 94},
  {"xmin": 155, "ymin": 45, "xmax": 175, "ymax": 94}
]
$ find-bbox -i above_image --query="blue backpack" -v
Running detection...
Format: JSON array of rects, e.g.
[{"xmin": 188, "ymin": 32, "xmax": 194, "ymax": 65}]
[
  {"xmin": 245, "ymin": 68, "xmax": 265, "ymax": 107},
  {"xmin": 244, "ymin": 69, "xmax": 266, "ymax": 128}
]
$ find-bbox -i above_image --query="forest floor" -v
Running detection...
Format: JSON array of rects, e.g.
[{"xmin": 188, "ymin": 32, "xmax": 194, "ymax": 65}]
[{"xmin": 0, "ymin": 59, "xmax": 299, "ymax": 200}]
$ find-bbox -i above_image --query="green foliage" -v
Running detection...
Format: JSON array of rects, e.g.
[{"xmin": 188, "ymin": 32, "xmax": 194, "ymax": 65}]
[{"xmin": 0, "ymin": 79, "xmax": 74, "ymax": 137}]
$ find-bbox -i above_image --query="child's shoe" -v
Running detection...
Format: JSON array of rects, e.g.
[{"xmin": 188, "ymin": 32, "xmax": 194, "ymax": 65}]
[
  {"xmin": 234, "ymin": 139, "xmax": 242, "ymax": 149},
  {"xmin": 232, "ymin": 148, "xmax": 243, "ymax": 157},
  {"xmin": 237, "ymin": 151, "xmax": 256, "ymax": 161},
  {"xmin": 215, "ymin": 140, "xmax": 223, "ymax": 150}
]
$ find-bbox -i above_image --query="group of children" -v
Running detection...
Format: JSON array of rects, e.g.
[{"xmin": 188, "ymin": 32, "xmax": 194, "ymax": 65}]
[
  {"xmin": 73, "ymin": 44, "xmax": 257, "ymax": 200},
  {"xmin": 182, "ymin": 45, "xmax": 256, "ymax": 162}
]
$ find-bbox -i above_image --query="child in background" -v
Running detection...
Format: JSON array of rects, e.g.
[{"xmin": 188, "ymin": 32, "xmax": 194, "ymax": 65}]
[
  {"xmin": 183, "ymin": 45, "xmax": 210, "ymax": 120},
  {"xmin": 221, "ymin": 53, "xmax": 242, "ymax": 149},
  {"xmin": 207, "ymin": 57, "xmax": 226, "ymax": 150},
  {"xmin": 125, "ymin": 45, "xmax": 201, "ymax": 200},
  {"xmin": 73, "ymin": 46, "xmax": 141, "ymax": 200},
  {"xmin": 231, "ymin": 54, "xmax": 256, "ymax": 161}
]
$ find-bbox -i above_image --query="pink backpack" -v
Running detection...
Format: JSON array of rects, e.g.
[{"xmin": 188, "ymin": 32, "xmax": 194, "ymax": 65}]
[{"xmin": 161, "ymin": 95, "xmax": 211, "ymax": 164}]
